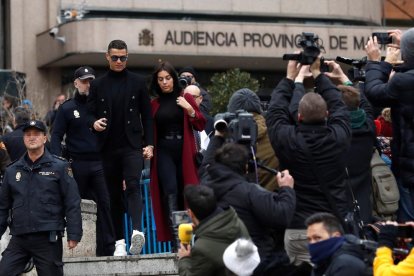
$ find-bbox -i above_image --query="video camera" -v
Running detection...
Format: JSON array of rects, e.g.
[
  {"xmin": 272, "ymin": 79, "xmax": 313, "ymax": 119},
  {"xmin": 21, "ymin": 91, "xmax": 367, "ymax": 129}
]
[
  {"xmin": 178, "ymin": 76, "xmax": 192, "ymax": 89},
  {"xmin": 336, "ymin": 56, "xmax": 367, "ymax": 82},
  {"xmin": 214, "ymin": 110, "xmax": 257, "ymax": 149},
  {"xmin": 283, "ymin": 32, "xmax": 324, "ymax": 65}
]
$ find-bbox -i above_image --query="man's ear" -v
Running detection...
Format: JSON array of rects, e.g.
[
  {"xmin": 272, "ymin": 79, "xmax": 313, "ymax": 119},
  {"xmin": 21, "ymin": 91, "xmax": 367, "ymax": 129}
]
[
  {"xmin": 332, "ymin": 231, "xmax": 341, "ymax": 238},
  {"xmin": 326, "ymin": 110, "xmax": 329, "ymax": 118}
]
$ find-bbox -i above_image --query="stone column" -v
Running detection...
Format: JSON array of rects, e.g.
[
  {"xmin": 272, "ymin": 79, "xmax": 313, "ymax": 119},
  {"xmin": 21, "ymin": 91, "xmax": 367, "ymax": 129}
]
[{"xmin": 63, "ymin": 199, "xmax": 97, "ymax": 258}]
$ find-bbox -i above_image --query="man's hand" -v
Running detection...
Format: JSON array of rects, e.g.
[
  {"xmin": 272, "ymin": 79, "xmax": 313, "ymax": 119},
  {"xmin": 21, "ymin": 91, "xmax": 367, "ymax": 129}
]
[
  {"xmin": 388, "ymin": 29, "xmax": 402, "ymax": 48},
  {"xmin": 286, "ymin": 59, "xmax": 301, "ymax": 81},
  {"xmin": 324, "ymin": 60, "xmax": 350, "ymax": 84},
  {"xmin": 384, "ymin": 46, "xmax": 401, "ymax": 64},
  {"xmin": 177, "ymin": 243, "xmax": 191, "ymax": 260},
  {"xmin": 277, "ymin": 169, "xmax": 294, "ymax": 189},
  {"xmin": 143, "ymin": 146, "xmax": 154, "ymax": 160},
  {"xmin": 294, "ymin": 65, "xmax": 312, "ymax": 83},
  {"xmin": 68, "ymin": 240, "xmax": 78, "ymax": 249},
  {"xmin": 309, "ymin": 57, "xmax": 321, "ymax": 79},
  {"xmin": 93, "ymin": 118, "xmax": 107, "ymax": 132},
  {"xmin": 365, "ymin": 36, "xmax": 381, "ymax": 62}
]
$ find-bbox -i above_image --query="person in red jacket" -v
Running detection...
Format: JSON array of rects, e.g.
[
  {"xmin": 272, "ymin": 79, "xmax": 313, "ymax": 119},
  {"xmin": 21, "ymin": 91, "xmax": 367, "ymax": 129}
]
[{"xmin": 149, "ymin": 61, "xmax": 206, "ymax": 249}]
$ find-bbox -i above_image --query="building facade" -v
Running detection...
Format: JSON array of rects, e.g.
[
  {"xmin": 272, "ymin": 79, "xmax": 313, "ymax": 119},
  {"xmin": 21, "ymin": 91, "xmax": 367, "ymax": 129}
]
[{"xmin": 0, "ymin": 0, "xmax": 410, "ymax": 116}]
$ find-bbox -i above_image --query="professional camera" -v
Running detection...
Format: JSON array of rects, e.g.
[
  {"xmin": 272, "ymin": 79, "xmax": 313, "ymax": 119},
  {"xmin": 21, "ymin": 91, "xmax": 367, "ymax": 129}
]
[
  {"xmin": 214, "ymin": 110, "xmax": 257, "ymax": 148},
  {"xmin": 283, "ymin": 32, "xmax": 324, "ymax": 65},
  {"xmin": 178, "ymin": 76, "xmax": 192, "ymax": 88},
  {"xmin": 336, "ymin": 56, "xmax": 367, "ymax": 82}
]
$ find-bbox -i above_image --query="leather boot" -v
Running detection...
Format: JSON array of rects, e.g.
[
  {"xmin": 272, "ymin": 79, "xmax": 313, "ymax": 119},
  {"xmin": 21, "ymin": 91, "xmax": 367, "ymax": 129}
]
[{"xmin": 167, "ymin": 194, "xmax": 180, "ymax": 252}]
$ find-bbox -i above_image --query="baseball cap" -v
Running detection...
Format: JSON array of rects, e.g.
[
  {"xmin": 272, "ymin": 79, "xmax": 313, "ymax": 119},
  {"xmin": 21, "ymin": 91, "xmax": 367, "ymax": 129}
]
[
  {"xmin": 23, "ymin": 120, "xmax": 47, "ymax": 133},
  {"xmin": 74, "ymin": 66, "xmax": 95, "ymax": 80}
]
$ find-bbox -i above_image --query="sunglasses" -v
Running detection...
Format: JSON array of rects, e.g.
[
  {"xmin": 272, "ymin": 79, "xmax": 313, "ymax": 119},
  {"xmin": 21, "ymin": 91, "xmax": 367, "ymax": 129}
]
[{"xmin": 110, "ymin": 55, "xmax": 128, "ymax": 62}]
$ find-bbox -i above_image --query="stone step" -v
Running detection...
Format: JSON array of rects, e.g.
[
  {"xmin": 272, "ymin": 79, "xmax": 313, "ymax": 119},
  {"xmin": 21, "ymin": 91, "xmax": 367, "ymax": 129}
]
[{"xmin": 63, "ymin": 253, "xmax": 178, "ymax": 276}]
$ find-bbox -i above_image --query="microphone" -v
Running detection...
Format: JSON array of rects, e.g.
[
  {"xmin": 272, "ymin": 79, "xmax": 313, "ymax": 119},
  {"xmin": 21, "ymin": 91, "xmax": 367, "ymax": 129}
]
[{"xmin": 178, "ymin": 223, "xmax": 193, "ymax": 248}]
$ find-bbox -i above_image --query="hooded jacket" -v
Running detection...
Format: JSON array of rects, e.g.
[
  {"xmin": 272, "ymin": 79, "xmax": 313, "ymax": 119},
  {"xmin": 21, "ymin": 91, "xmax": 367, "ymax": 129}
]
[
  {"xmin": 178, "ymin": 207, "xmax": 249, "ymax": 276},
  {"xmin": 204, "ymin": 148, "xmax": 295, "ymax": 267}
]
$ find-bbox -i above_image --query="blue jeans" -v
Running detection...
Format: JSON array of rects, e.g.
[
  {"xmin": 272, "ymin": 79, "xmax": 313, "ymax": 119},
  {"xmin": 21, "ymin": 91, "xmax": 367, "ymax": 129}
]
[{"xmin": 397, "ymin": 179, "xmax": 414, "ymax": 222}]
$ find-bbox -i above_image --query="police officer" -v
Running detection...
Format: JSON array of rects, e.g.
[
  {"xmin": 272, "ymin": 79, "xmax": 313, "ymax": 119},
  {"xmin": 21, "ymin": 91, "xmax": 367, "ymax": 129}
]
[
  {"xmin": 51, "ymin": 66, "xmax": 115, "ymax": 256},
  {"xmin": 0, "ymin": 120, "xmax": 82, "ymax": 276}
]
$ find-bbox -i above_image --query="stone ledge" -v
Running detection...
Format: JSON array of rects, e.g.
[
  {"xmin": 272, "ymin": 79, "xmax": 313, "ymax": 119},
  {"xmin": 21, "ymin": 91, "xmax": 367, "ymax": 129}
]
[{"xmin": 63, "ymin": 253, "xmax": 178, "ymax": 276}]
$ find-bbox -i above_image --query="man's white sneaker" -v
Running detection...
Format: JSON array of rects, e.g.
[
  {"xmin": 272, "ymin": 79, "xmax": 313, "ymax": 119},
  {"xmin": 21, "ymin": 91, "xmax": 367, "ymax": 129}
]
[
  {"xmin": 113, "ymin": 239, "xmax": 127, "ymax": 256},
  {"xmin": 129, "ymin": 230, "xmax": 145, "ymax": 255}
]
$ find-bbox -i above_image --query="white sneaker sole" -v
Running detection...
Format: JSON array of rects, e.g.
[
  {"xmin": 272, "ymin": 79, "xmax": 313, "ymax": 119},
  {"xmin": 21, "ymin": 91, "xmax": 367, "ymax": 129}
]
[{"xmin": 129, "ymin": 234, "xmax": 145, "ymax": 255}]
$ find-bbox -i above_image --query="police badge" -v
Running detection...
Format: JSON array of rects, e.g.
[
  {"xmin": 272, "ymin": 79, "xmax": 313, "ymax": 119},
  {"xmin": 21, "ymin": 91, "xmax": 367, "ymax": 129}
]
[
  {"xmin": 74, "ymin": 110, "xmax": 80, "ymax": 118},
  {"xmin": 16, "ymin": 172, "xmax": 21, "ymax": 182}
]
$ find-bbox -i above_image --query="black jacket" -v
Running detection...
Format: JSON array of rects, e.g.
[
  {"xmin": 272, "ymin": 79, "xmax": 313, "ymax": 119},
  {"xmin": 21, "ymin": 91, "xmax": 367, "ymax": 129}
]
[
  {"xmin": 0, "ymin": 149, "xmax": 82, "ymax": 241},
  {"xmin": 3, "ymin": 125, "xmax": 27, "ymax": 162},
  {"xmin": 346, "ymin": 91, "xmax": 376, "ymax": 224},
  {"xmin": 86, "ymin": 69, "xmax": 154, "ymax": 150},
  {"xmin": 266, "ymin": 75, "xmax": 351, "ymax": 229},
  {"xmin": 202, "ymin": 136, "xmax": 296, "ymax": 267},
  {"xmin": 364, "ymin": 61, "xmax": 414, "ymax": 186},
  {"xmin": 51, "ymin": 92, "xmax": 100, "ymax": 160},
  {"xmin": 312, "ymin": 235, "xmax": 367, "ymax": 276}
]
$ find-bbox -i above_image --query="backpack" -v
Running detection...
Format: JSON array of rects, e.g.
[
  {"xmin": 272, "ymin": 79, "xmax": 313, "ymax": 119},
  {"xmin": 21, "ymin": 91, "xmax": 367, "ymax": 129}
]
[{"xmin": 370, "ymin": 150, "xmax": 399, "ymax": 219}]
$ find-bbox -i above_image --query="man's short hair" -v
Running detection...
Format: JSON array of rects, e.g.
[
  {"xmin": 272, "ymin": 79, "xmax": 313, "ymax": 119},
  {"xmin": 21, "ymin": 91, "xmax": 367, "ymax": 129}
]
[
  {"xmin": 215, "ymin": 143, "xmax": 249, "ymax": 175},
  {"xmin": 107, "ymin": 40, "xmax": 128, "ymax": 52},
  {"xmin": 338, "ymin": 85, "xmax": 360, "ymax": 111},
  {"xmin": 184, "ymin": 185, "xmax": 217, "ymax": 221},
  {"xmin": 14, "ymin": 107, "xmax": 31, "ymax": 125},
  {"xmin": 298, "ymin": 92, "xmax": 327, "ymax": 124},
  {"xmin": 305, "ymin": 212, "xmax": 344, "ymax": 235}
]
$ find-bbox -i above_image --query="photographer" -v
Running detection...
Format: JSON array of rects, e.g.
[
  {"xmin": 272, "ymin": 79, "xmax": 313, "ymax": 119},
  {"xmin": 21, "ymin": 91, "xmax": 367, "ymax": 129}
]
[
  {"xmin": 227, "ymin": 88, "xmax": 279, "ymax": 191},
  {"xmin": 364, "ymin": 28, "xmax": 414, "ymax": 222},
  {"xmin": 324, "ymin": 60, "xmax": 376, "ymax": 225},
  {"xmin": 374, "ymin": 222, "xmax": 414, "ymax": 275},
  {"xmin": 266, "ymin": 57, "xmax": 351, "ymax": 266},
  {"xmin": 201, "ymin": 130, "xmax": 296, "ymax": 275}
]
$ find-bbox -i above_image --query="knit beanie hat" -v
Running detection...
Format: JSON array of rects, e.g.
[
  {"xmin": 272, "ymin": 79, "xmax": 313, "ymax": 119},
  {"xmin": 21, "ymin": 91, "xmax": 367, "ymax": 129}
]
[
  {"xmin": 227, "ymin": 88, "xmax": 262, "ymax": 114},
  {"xmin": 401, "ymin": 28, "xmax": 414, "ymax": 67},
  {"xmin": 223, "ymin": 239, "xmax": 260, "ymax": 276},
  {"xmin": 178, "ymin": 66, "xmax": 197, "ymax": 79}
]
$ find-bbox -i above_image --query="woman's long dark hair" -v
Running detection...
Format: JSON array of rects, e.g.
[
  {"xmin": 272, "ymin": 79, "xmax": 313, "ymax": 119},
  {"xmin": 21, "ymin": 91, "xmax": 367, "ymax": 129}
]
[{"xmin": 150, "ymin": 61, "xmax": 181, "ymax": 97}]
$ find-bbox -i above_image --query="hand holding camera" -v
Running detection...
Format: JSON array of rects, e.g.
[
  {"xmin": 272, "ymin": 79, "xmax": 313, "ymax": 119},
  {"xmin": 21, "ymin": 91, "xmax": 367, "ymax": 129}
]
[{"xmin": 324, "ymin": 60, "xmax": 350, "ymax": 84}]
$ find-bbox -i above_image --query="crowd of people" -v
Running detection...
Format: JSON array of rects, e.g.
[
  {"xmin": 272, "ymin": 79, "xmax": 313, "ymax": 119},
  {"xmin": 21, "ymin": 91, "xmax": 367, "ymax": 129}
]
[{"xmin": 0, "ymin": 26, "xmax": 412, "ymax": 275}]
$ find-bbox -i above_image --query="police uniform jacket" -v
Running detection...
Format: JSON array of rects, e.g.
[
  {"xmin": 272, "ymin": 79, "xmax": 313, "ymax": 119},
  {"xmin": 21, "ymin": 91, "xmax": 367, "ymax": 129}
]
[
  {"xmin": 0, "ymin": 149, "xmax": 82, "ymax": 242},
  {"xmin": 51, "ymin": 91, "xmax": 100, "ymax": 160}
]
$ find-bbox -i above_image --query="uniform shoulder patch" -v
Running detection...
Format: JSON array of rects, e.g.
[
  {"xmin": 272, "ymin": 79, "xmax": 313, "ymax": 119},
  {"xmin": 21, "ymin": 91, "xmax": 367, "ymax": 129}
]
[{"xmin": 52, "ymin": 154, "xmax": 68, "ymax": 162}]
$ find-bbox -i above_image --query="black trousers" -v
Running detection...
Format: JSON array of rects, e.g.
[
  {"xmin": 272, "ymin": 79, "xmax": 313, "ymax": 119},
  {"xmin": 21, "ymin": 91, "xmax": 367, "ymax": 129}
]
[
  {"xmin": 102, "ymin": 147, "xmax": 143, "ymax": 241},
  {"xmin": 0, "ymin": 232, "xmax": 63, "ymax": 276},
  {"xmin": 157, "ymin": 137, "xmax": 183, "ymax": 196},
  {"xmin": 71, "ymin": 159, "xmax": 115, "ymax": 256}
]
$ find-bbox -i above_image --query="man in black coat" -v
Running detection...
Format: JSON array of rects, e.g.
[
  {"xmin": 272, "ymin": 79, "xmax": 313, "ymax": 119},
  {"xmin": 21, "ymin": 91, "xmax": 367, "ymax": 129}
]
[
  {"xmin": 3, "ymin": 107, "xmax": 31, "ymax": 162},
  {"xmin": 0, "ymin": 120, "xmax": 82, "ymax": 275},
  {"xmin": 86, "ymin": 40, "xmax": 154, "ymax": 256},
  {"xmin": 324, "ymin": 60, "xmax": 376, "ymax": 224},
  {"xmin": 201, "ymin": 135, "xmax": 296, "ymax": 275},
  {"xmin": 51, "ymin": 66, "xmax": 115, "ymax": 256},
  {"xmin": 364, "ymin": 28, "xmax": 414, "ymax": 222},
  {"xmin": 306, "ymin": 212, "xmax": 366, "ymax": 276},
  {"xmin": 266, "ymin": 57, "xmax": 352, "ymax": 266}
]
